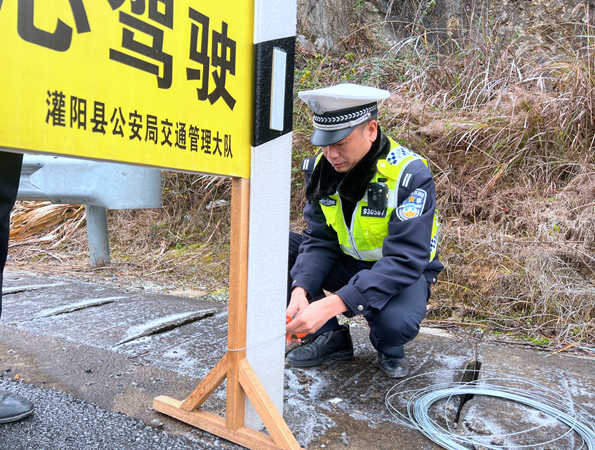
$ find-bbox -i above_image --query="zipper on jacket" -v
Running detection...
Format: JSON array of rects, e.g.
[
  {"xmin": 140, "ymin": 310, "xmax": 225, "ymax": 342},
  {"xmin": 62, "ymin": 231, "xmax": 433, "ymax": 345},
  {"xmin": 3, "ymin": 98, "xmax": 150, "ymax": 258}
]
[{"xmin": 340, "ymin": 196, "xmax": 364, "ymax": 260}]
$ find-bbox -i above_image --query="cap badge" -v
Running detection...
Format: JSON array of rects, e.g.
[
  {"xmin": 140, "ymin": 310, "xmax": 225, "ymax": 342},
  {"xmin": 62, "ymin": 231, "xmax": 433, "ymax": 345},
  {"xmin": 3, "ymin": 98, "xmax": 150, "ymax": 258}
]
[{"xmin": 307, "ymin": 98, "xmax": 325, "ymax": 115}]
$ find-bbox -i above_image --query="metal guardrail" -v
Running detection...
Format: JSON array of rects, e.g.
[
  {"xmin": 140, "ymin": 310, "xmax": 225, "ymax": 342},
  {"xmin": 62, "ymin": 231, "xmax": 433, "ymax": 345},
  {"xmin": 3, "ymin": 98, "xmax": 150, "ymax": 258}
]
[{"xmin": 17, "ymin": 155, "xmax": 162, "ymax": 267}]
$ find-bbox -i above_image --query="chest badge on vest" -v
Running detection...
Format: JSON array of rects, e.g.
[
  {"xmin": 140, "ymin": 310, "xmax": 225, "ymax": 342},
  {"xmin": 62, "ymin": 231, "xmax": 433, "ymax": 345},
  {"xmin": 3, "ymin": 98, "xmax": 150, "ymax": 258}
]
[
  {"xmin": 319, "ymin": 197, "xmax": 337, "ymax": 207},
  {"xmin": 396, "ymin": 189, "xmax": 427, "ymax": 221},
  {"xmin": 361, "ymin": 206, "xmax": 387, "ymax": 218}
]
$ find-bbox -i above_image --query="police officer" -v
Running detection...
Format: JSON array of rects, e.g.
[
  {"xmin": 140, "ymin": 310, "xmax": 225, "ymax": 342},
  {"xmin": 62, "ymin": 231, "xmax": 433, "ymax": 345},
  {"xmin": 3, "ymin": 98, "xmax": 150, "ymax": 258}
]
[{"xmin": 285, "ymin": 84, "xmax": 443, "ymax": 378}]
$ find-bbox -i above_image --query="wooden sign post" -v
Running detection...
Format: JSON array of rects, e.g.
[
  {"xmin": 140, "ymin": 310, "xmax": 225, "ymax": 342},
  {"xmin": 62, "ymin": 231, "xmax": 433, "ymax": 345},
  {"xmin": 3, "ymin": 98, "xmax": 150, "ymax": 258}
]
[
  {"xmin": 2, "ymin": 0, "xmax": 300, "ymax": 448},
  {"xmin": 154, "ymin": 178, "xmax": 303, "ymax": 450}
]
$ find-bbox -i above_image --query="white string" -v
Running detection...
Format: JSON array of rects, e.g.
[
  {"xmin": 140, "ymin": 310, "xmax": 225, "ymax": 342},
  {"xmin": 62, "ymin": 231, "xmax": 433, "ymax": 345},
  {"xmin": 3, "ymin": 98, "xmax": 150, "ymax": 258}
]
[{"xmin": 226, "ymin": 332, "xmax": 289, "ymax": 352}]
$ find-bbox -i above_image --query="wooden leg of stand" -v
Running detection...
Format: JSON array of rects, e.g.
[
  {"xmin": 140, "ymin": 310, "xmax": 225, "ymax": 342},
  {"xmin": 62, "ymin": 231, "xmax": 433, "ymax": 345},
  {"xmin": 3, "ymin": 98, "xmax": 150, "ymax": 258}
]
[
  {"xmin": 239, "ymin": 359, "xmax": 302, "ymax": 450},
  {"xmin": 226, "ymin": 177, "xmax": 250, "ymax": 430},
  {"xmin": 154, "ymin": 396, "xmax": 282, "ymax": 450},
  {"xmin": 154, "ymin": 177, "xmax": 305, "ymax": 450},
  {"xmin": 180, "ymin": 354, "xmax": 228, "ymax": 411},
  {"xmin": 226, "ymin": 352, "xmax": 246, "ymax": 429}
]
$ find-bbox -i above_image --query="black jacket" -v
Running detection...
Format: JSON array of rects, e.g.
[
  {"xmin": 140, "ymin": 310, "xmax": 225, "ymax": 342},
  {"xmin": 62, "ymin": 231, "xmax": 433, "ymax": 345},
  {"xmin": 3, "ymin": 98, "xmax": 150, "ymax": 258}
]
[{"xmin": 290, "ymin": 131, "xmax": 443, "ymax": 317}]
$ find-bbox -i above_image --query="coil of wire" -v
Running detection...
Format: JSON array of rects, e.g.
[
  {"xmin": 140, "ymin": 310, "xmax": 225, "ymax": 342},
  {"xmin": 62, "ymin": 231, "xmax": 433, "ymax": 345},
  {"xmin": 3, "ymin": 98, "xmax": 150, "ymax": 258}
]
[{"xmin": 385, "ymin": 369, "xmax": 595, "ymax": 450}]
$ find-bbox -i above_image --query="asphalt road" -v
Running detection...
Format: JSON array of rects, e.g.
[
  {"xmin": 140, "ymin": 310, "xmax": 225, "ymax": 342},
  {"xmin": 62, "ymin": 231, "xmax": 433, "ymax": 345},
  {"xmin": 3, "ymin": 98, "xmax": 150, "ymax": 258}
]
[
  {"xmin": 0, "ymin": 376, "xmax": 228, "ymax": 450},
  {"xmin": 2, "ymin": 271, "xmax": 595, "ymax": 450}
]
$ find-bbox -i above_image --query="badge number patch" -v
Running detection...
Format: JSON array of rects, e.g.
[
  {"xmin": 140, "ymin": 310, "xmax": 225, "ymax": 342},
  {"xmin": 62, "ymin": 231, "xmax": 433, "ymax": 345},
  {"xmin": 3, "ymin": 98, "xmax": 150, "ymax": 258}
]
[
  {"xmin": 396, "ymin": 189, "xmax": 427, "ymax": 221},
  {"xmin": 361, "ymin": 207, "xmax": 387, "ymax": 218}
]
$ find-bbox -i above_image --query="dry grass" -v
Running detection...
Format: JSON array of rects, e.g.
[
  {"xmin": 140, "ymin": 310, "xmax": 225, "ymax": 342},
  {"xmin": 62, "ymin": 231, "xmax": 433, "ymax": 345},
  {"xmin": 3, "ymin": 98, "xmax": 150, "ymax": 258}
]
[
  {"xmin": 291, "ymin": 23, "xmax": 595, "ymax": 350},
  {"xmin": 376, "ymin": 24, "xmax": 595, "ymax": 349},
  {"xmin": 10, "ymin": 202, "xmax": 85, "ymax": 242},
  {"xmin": 8, "ymin": 173, "xmax": 233, "ymax": 293}
]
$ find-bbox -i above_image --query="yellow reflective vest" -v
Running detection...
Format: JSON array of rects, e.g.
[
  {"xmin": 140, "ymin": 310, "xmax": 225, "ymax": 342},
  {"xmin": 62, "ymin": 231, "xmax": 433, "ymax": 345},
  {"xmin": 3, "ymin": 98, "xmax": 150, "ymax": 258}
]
[{"xmin": 317, "ymin": 137, "xmax": 439, "ymax": 262}]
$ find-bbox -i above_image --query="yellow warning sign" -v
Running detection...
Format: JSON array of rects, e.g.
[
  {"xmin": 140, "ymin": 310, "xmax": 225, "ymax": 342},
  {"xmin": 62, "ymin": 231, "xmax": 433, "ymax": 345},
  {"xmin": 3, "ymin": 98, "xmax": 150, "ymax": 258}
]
[{"xmin": 0, "ymin": 0, "xmax": 254, "ymax": 177}]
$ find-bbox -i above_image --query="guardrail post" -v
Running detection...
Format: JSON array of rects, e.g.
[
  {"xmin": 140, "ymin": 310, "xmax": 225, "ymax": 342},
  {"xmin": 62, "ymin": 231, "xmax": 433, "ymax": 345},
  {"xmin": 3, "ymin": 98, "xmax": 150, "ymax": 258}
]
[
  {"xmin": 16, "ymin": 155, "xmax": 161, "ymax": 268},
  {"xmin": 85, "ymin": 205, "xmax": 110, "ymax": 268}
]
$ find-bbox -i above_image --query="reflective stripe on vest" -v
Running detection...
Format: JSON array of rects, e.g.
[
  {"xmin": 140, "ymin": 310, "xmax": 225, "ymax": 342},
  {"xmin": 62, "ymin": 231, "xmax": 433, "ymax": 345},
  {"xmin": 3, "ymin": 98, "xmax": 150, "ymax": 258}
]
[{"xmin": 317, "ymin": 138, "xmax": 439, "ymax": 262}]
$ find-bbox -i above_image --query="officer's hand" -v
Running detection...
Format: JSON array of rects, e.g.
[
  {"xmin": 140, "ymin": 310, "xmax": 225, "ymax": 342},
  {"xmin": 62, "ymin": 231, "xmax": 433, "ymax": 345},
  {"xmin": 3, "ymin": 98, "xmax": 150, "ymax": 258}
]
[
  {"xmin": 286, "ymin": 287, "xmax": 310, "ymax": 344},
  {"xmin": 286, "ymin": 294, "xmax": 348, "ymax": 343},
  {"xmin": 287, "ymin": 287, "xmax": 309, "ymax": 318}
]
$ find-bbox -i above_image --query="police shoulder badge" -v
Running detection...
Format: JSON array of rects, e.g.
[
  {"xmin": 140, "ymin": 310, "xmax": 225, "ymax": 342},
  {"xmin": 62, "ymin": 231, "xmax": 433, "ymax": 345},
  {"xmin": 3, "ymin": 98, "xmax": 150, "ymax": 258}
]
[
  {"xmin": 396, "ymin": 189, "xmax": 427, "ymax": 221},
  {"xmin": 387, "ymin": 144, "xmax": 416, "ymax": 166}
]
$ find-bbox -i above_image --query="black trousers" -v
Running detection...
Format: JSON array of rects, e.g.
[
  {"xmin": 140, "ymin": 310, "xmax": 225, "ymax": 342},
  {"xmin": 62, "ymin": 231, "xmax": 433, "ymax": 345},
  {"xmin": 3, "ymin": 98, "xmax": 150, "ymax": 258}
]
[
  {"xmin": 0, "ymin": 152, "xmax": 23, "ymax": 318},
  {"xmin": 287, "ymin": 232, "xmax": 429, "ymax": 358}
]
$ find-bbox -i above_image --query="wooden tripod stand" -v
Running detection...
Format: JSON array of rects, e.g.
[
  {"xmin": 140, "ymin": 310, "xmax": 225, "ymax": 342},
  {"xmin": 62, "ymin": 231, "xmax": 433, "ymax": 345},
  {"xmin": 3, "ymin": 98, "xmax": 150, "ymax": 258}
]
[{"xmin": 154, "ymin": 178, "xmax": 304, "ymax": 450}]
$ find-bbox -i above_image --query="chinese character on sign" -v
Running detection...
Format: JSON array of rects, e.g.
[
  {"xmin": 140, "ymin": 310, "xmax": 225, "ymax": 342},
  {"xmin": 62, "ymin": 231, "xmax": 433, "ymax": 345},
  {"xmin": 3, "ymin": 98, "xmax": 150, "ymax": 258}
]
[
  {"xmin": 146, "ymin": 114, "xmax": 158, "ymax": 143},
  {"xmin": 109, "ymin": 0, "xmax": 173, "ymax": 89},
  {"xmin": 129, "ymin": 110, "xmax": 143, "ymax": 140},
  {"xmin": 224, "ymin": 134, "xmax": 233, "ymax": 158},
  {"xmin": 212, "ymin": 131, "xmax": 223, "ymax": 156},
  {"xmin": 189, "ymin": 126, "xmax": 200, "ymax": 152},
  {"xmin": 161, "ymin": 119, "xmax": 173, "ymax": 146},
  {"xmin": 111, "ymin": 107, "xmax": 127, "ymax": 137},
  {"xmin": 70, "ymin": 96, "xmax": 87, "ymax": 130},
  {"xmin": 201, "ymin": 129, "xmax": 211, "ymax": 154},
  {"xmin": 91, "ymin": 102, "xmax": 108, "ymax": 134},
  {"xmin": 46, "ymin": 91, "xmax": 67, "ymax": 127},
  {"xmin": 187, "ymin": 8, "xmax": 237, "ymax": 110},
  {"xmin": 175, "ymin": 122, "xmax": 187, "ymax": 149},
  {"xmin": 17, "ymin": 0, "xmax": 90, "ymax": 52}
]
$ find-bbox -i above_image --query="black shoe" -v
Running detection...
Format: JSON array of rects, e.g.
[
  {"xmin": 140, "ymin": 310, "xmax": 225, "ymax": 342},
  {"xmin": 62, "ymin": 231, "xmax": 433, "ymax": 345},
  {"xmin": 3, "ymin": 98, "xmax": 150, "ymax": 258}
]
[
  {"xmin": 378, "ymin": 352, "xmax": 409, "ymax": 378},
  {"xmin": 286, "ymin": 326, "xmax": 354, "ymax": 367},
  {"xmin": 0, "ymin": 390, "xmax": 34, "ymax": 424}
]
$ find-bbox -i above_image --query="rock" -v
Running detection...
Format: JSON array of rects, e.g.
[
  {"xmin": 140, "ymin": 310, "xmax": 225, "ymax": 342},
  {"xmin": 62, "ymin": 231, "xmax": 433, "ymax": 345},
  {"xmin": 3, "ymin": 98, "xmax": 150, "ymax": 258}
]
[
  {"xmin": 296, "ymin": 371, "xmax": 314, "ymax": 384},
  {"xmin": 341, "ymin": 431, "xmax": 350, "ymax": 445},
  {"xmin": 315, "ymin": 38, "xmax": 332, "ymax": 52},
  {"xmin": 206, "ymin": 200, "xmax": 226, "ymax": 210},
  {"xmin": 296, "ymin": 35, "xmax": 316, "ymax": 54},
  {"xmin": 465, "ymin": 418, "xmax": 489, "ymax": 434},
  {"xmin": 491, "ymin": 437, "xmax": 505, "ymax": 445},
  {"xmin": 150, "ymin": 419, "xmax": 163, "ymax": 428}
]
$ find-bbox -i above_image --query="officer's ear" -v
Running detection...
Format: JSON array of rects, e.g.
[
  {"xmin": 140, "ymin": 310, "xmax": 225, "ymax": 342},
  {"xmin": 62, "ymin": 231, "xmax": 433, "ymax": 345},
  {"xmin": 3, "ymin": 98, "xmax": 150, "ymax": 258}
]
[{"xmin": 365, "ymin": 119, "xmax": 378, "ymax": 143}]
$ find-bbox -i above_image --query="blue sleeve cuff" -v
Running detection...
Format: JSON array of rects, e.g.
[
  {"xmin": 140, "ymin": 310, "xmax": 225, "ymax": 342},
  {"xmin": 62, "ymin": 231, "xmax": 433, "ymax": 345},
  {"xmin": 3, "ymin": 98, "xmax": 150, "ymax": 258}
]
[
  {"xmin": 335, "ymin": 285, "xmax": 368, "ymax": 318},
  {"xmin": 291, "ymin": 277, "xmax": 316, "ymax": 299}
]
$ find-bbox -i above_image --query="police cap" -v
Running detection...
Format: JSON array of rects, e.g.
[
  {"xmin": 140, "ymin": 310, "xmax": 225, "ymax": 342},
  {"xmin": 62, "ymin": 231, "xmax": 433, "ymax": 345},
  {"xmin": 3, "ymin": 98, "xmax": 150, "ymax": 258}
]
[{"xmin": 298, "ymin": 83, "xmax": 390, "ymax": 146}]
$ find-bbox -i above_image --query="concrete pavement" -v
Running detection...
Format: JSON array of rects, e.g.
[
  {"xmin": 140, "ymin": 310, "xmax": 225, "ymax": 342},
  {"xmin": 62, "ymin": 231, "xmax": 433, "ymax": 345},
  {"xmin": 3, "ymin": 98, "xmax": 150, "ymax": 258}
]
[{"xmin": 1, "ymin": 270, "xmax": 594, "ymax": 449}]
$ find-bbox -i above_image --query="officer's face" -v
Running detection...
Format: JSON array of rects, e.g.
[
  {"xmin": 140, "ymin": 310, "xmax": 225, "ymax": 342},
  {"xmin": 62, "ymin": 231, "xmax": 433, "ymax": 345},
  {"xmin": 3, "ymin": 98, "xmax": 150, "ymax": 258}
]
[{"xmin": 322, "ymin": 120, "xmax": 378, "ymax": 173}]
